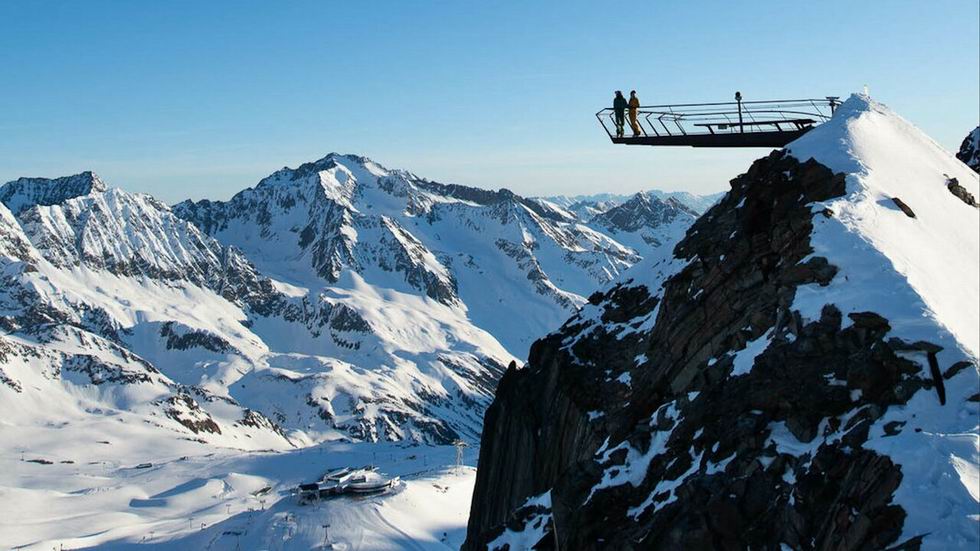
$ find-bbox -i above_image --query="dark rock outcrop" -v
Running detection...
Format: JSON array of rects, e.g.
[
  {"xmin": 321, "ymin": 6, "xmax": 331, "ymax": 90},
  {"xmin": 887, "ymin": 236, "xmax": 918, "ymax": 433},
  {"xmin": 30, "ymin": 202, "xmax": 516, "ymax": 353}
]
[
  {"xmin": 890, "ymin": 197, "xmax": 916, "ymax": 218},
  {"xmin": 0, "ymin": 171, "xmax": 106, "ymax": 215},
  {"xmin": 955, "ymin": 126, "xmax": 979, "ymax": 173},
  {"xmin": 591, "ymin": 193, "xmax": 698, "ymax": 233},
  {"xmin": 464, "ymin": 151, "xmax": 941, "ymax": 550},
  {"xmin": 945, "ymin": 176, "xmax": 978, "ymax": 208},
  {"xmin": 160, "ymin": 322, "xmax": 233, "ymax": 353},
  {"xmin": 162, "ymin": 394, "xmax": 222, "ymax": 434}
]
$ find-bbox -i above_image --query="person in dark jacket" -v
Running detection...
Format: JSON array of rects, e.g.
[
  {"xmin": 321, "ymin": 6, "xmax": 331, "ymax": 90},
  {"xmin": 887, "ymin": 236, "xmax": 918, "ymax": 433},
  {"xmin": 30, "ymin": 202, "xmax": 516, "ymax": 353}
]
[{"xmin": 613, "ymin": 91, "xmax": 628, "ymax": 138}]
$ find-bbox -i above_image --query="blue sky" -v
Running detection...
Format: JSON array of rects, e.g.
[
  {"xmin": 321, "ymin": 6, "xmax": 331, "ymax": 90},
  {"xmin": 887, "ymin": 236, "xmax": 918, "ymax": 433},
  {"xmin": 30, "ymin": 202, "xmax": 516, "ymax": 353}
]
[{"xmin": 2, "ymin": 0, "xmax": 978, "ymax": 203}]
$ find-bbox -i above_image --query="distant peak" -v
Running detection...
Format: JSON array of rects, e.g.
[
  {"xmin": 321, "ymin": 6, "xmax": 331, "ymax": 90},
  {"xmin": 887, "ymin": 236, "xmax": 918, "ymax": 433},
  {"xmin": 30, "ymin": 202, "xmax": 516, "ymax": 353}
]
[
  {"xmin": 257, "ymin": 153, "xmax": 392, "ymax": 190},
  {"xmin": 0, "ymin": 171, "xmax": 107, "ymax": 215},
  {"xmin": 315, "ymin": 152, "xmax": 375, "ymax": 166}
]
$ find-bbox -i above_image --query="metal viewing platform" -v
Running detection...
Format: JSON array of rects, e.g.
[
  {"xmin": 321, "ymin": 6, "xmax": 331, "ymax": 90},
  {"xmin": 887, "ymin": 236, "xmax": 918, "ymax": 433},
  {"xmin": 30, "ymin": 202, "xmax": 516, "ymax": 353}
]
[{"xmin": 597, "ymin": 94, "xmax": 840, "ymax": 148}]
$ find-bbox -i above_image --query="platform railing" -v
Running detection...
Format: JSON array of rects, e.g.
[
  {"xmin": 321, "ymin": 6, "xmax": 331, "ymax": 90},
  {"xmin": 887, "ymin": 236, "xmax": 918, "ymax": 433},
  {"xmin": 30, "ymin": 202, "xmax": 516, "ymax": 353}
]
[{"xmin": 596, "ymin": 97, "xmax": 840, "ymax": 140}]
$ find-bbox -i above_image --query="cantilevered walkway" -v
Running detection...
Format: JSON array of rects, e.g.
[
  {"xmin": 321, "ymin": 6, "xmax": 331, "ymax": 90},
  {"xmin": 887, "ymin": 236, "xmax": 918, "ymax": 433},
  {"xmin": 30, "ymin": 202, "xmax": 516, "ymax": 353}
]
[{"xmin": 597, "ymin": 96, "xmax": 840, "ymax": 148}]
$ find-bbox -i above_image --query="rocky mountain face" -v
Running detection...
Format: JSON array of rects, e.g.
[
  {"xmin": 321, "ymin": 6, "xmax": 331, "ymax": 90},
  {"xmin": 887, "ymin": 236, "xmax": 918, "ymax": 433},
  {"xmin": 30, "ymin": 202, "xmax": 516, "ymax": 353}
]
[
  {"xmin": 538, "ymin": 190, "xmax": 723, "ymax": 221},
  {"xmin": 589, "ymin": 193, "xmax": 698, "ymax": 253},
  {"xmin": 0, "ymin": 171, "xmax": 106, "ymax": 215},
  {"xmin": 591, "ymin": 194, "xmax": 696, "ymax": 234},
  {"xmin": 957, "ymin": 126, "xmax": 980, "ymax": 173},
  {"xmin": 1, "ymin": 154, "xmax": 716, "ymax": 451},
  {"xmin": 174, "ymin": 153, "xmax": 662, "ymax": 357},
  {"xmin": 464, "ymin": 96, "xmax": 980, "ymax": 550},
  {"xmin": 0, "ymin": 168, "xmax": 510, "ymax": 448},
  {"xmin": 0, "ymin": 200, "xmax": 291, "ymax": 451}
]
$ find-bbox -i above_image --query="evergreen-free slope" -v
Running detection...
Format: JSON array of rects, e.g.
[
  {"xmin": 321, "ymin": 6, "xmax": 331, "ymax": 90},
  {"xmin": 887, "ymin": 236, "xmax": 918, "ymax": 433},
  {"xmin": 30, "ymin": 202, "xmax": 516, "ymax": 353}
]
[{"xmin": 465, "ymin": 95, "xmax": 979, "ymax": 550}]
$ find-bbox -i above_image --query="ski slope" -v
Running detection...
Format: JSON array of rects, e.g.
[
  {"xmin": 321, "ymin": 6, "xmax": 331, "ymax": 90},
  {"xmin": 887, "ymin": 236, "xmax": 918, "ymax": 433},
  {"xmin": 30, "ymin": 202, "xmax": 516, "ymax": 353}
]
[{"xmin": 0, "ymin": 420, "xmax": 477, "ymax": 550}]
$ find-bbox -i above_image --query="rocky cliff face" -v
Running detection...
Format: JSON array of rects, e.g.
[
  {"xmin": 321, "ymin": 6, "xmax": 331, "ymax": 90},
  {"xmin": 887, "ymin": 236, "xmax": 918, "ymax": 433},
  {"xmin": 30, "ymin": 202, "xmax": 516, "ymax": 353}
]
[
  {"xmin": 464, "ymin": 96, "xmax": 979, "ymax": 551},
  {"xmin": 0, "ymin": 171, "xmax": 106, "ymax": 215}
]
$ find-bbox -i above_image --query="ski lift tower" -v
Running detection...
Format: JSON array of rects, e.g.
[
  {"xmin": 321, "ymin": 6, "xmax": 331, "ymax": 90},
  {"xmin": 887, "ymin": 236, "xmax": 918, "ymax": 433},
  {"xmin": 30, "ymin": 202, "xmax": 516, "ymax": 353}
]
[
  {"xmin": 597, "ymin": 92, "xmax": 840, "ymax": 148},
  {"xmin": 453, "ymin": 439, "xmax": 468, "ymax": 475}
]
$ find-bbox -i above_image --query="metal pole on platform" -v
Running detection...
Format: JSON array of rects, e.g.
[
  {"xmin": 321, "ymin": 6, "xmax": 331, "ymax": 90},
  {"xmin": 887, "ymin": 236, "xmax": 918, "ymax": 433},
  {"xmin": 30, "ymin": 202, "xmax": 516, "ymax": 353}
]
[{"xmin": 735, "ymin": 91, "xmax": 743, "ymax": 133}]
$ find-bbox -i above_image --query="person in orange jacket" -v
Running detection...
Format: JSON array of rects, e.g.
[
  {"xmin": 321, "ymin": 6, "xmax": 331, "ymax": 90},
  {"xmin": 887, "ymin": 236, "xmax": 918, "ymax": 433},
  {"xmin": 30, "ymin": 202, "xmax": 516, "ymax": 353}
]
[{"xmin": 628, "ymin": 90, "xmax": 642, "ymax": 137}]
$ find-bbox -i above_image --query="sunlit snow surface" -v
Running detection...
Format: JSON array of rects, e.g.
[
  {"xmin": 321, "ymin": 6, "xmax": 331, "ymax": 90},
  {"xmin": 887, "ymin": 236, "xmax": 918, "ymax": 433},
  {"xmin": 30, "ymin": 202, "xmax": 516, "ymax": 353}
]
[
  {"xmin": 786, "ymin": 94, "xmax": 979, "ymax": 549},
  {"xmin": 0, "ymin": 420, "xmax": 476, "ymax": 550},
  {"xmin": 0, "ymin": 153, "xmax": 708, "ymax": 549}
]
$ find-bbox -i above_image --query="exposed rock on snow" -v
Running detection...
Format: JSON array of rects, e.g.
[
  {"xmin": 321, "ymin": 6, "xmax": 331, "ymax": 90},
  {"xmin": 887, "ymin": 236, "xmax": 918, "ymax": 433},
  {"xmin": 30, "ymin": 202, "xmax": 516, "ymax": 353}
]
[
  {"xmin": 465, "ymin": 95, "xmax": 979, "ymax": 550},
  {"xmin": 956, "ymin": 126, "xmax": 980, "ymax": 173},
  {"xmin": 947, "ymin": 176, "xmax": 978, "ymax": 207},
  {"xmin": 591, "ymin": 193, "xmax": 698, "ymax": 234},
  {"xmin": 890, "ymin": 196, "xmax": 916, "ymax": 218},
  {"xmin": 0, "ymin": 171, "xmax": 106, "ymax": 215}
]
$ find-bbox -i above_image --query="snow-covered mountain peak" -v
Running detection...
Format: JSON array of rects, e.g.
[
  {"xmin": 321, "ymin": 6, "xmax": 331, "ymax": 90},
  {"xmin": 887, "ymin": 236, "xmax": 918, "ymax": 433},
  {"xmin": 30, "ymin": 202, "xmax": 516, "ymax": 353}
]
[
  {"xmin": 261, "ymin": 153, "xmax": 387, "ymax": 187},
  {"xmin": 0, "ymin": 170, "xmax": 107, "ymax": 215},
  {"xmin": 537, "ymin": 189, "xmax": 723, "ymax": 223},
  {"xmin": 173, "ymin": 155, "xmax": 659, "ymax": 352},
  {"xmin": 591, "ymin": 190, "xmax": 698, "ymax": 234},
  {"xmin": 788, "ymin": 93, "xmax": 980, "ymax": 356},
  {"xmin": 467, "ymin": 93, "xmax": 979, "ymax": 551}
]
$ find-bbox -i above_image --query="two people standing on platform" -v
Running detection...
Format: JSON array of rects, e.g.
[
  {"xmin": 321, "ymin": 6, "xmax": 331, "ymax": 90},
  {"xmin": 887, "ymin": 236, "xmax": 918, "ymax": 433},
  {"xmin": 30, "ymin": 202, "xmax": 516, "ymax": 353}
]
[{"xmin": 613, "ymin": 90, "xmax": 642, "ymax": 138}]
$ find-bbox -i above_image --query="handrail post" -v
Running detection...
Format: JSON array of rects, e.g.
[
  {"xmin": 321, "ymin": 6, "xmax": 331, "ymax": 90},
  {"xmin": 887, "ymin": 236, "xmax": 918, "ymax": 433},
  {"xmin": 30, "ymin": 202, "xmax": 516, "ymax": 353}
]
[
  {"xmin": 826, "ymin": 96, "xmax": 839, "ymax": 114},
  {"xmin": 735, "ymin": 91, "xmax": 743, "ymax": 133}
]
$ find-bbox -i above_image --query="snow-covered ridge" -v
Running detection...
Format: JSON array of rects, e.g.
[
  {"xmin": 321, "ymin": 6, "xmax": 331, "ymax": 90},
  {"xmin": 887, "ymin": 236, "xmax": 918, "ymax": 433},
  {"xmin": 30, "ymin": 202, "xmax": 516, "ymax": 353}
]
[
  {"xmin": 0, "ymin": 171, "xmax": 106, "ymax": 215},
  {"xmin": 465, "ymin": 94, "xmax": 979, "ymax": 550},
  {"xmin": 537, "ymin": 189, "xmax": 723, "ymax": 220},
  {"xmin": 788, "ymin": 94, "xmax": 980, "ymax": 356},
  {"xmin": 0, "ymin": 150, "xmax": 707, "ymax": 456},
  {"xmin": 173, "ymin": 152, "xmax": 682, "ymax": 357},
  {"xmin": 592, "ymin": 193, "xmax": 698, "ymax": 234}
]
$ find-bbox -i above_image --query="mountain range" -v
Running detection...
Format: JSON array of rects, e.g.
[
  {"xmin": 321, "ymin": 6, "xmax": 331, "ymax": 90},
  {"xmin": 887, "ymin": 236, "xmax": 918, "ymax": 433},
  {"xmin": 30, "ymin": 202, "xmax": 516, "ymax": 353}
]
[
  {"xmin": 2, "ymin": 97, "xmax": 977, "ymax": 551},
  {"xmin": 0, "ymin": 154, "xmax": 710, "ymax": 454}
]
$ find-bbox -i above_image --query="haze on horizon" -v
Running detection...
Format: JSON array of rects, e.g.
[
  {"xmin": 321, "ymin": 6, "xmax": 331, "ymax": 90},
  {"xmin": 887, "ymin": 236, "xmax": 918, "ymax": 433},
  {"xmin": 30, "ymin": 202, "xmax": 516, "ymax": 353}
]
[{"xmin": 1, "ymin": 0, "xmax": 978, "ymax": 204}]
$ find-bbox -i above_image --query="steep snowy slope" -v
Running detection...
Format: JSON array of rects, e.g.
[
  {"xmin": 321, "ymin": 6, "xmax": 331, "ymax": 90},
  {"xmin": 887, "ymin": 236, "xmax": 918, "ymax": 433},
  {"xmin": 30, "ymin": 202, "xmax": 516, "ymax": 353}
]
[
  {"xmin": 0, "ymin": 173, "xmax": 513, "ymax": 447},
  {"xmin": 0, "ymin": 156, "xmax": 706, "ymax": 550},
  {"xmin": 465, "ymin": 95, "xmax": 979, "ymax": 550},
  {"xmin": 174, "ymin": 154, "xmax": 649, "ymax": 356},
  {"xmin": 787, "ymin": 95, "xmax": 979, "ymax": 357},
  {"xmin": 0, "ymin": 196, "xmax": 291, "ymax": 451}
]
